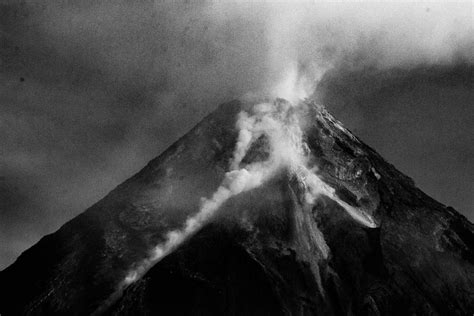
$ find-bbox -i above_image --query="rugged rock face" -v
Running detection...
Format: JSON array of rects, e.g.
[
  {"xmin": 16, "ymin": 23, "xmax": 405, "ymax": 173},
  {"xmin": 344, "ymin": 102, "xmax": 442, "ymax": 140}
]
[{"xmin": 1, "ymin": 99, "xmax": 473, "ymax": 315}]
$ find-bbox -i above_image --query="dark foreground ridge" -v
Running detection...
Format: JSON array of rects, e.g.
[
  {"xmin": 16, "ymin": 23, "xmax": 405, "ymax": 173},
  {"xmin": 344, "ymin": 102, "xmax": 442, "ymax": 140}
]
[{"xmin": 1, "ymin": 99, "xmax": 473, "ymax": 315}]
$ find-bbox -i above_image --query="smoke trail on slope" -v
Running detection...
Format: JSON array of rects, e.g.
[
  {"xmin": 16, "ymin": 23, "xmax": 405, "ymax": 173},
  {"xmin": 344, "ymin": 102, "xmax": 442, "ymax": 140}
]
[
  {"xmin": 121, "ymin": 100, "xmax": 311, "ymax": 283},
  {"xmin": 295, "ymin": 165, "xmax": 377, "ymax": 228},
  {"xmin": 123, "ymin": 99, "xmax": 377, "ymax": 284},
  {"xmin": 108, "ymin": 101, "xmax": 305, "ymax": 295},
  {"xmin": 95, "ymin": 98, "xmax": 377, "ymax": 313},
  {"xmin": 122, "ymin": 162, "xmax": 272, "ymax": 285},
  {"xmin": 238, "ymin": 100, "xmax": 377, "ymax": 228},
  {"xmin": 93, "ymin": 107, "xmax": 283, "ymax": 314},
  {"xmin": 123, "ymin": 99, "xmax": 378, "ymax": 283}
]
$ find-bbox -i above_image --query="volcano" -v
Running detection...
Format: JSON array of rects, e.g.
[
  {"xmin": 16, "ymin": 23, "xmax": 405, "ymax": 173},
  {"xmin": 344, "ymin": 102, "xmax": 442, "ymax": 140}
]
[{"xmin": 0, "ymin": 99, "xmax": 473, "ymax": 315}]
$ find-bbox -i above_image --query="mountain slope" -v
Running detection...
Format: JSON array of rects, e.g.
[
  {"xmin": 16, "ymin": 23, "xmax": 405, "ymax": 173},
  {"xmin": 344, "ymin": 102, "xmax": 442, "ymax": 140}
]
[{"xmin": 1, "ymin": 99, "xmax": 473, "ymax": 315}]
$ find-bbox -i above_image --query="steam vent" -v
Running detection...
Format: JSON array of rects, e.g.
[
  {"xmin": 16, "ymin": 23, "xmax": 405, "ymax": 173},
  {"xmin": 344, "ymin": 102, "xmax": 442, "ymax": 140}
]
[{"xmin": 1, "ymin": 99, "xmax": 473, "ymax": 315}]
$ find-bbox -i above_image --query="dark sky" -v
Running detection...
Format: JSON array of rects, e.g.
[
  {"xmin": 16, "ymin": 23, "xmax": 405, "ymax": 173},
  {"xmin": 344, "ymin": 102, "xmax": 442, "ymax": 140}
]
[{"xmin": 0, "ymin": 1, "xmax": 473, "ymax": 269}]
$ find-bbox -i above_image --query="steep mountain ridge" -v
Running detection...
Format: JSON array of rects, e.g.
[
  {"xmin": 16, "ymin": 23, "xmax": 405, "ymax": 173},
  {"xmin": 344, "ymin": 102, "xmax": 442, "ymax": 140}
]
[{"xmin": 1, "ymin": 99, "xmax": 473, "ymax": 315}]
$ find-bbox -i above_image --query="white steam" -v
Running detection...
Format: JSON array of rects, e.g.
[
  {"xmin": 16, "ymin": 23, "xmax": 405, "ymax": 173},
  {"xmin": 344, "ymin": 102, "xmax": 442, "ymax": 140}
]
[
  {"xmin": 121, "ymin": 102, "xmax": 294, "ymax": 286},
  {"xmin": 123, "ymin": 162, "xmax": 270, "ymax": 285},
  {"xmin": 296, "ymin": 165, "xmax": 377, "ymax": 228},
  {"xmin": 209, "ymin": 1, "xmax": 473, "ymax": 103},
  {"xmin": 121, "ymin": 99, "xmax": 376, "ymax": 289}
]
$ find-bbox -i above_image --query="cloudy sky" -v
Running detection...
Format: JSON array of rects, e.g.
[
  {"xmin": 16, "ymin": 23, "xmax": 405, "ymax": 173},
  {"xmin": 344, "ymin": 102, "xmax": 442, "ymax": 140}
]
[{"xmin": 1, "ymin": 0, "xmax": 473, "ymax": 269}]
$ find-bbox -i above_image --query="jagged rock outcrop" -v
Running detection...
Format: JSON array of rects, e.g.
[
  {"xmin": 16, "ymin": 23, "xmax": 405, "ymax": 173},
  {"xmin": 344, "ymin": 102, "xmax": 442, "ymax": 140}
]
[{"xmin": 1, "ymin": 99, "xmax": 473, "ymax": 315}]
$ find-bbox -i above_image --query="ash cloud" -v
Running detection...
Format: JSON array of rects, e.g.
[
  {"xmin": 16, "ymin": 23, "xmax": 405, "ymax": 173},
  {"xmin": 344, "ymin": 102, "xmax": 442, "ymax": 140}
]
[{"xmin": 1, "ymin": 0, "xmax": 473, "ymax": 269}]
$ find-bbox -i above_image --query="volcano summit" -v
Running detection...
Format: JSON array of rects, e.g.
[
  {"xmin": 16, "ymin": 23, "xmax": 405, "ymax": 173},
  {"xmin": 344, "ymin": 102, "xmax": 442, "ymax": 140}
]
[{"xmin": 0, "ymin": 99, "xmax": 473, "ymax": 315}]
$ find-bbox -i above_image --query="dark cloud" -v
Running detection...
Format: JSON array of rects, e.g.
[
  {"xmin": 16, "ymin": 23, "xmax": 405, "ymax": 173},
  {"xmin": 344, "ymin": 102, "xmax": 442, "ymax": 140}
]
[{"xmin": 1, "ymin": 0, "xmax": 473, "ymax": 269}]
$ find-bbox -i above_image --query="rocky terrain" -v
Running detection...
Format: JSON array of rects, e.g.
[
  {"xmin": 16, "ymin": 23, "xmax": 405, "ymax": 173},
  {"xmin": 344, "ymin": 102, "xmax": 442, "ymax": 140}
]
[{"xmin": 0, "ymin": 99, "xmax": 473, "ymax": 315}]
